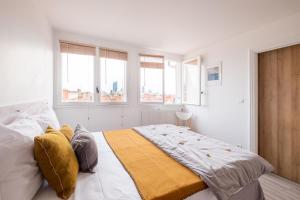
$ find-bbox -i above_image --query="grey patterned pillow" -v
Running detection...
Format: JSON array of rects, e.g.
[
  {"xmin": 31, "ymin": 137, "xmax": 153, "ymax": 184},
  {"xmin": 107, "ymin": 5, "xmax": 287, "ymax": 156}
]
[
  {"xmin": 71, "ymin": 124, "xmax": 98, "ymax": 173},
  {"xmin": 74, "ymin": 124, "xmax": 89, "ymax": 134}
]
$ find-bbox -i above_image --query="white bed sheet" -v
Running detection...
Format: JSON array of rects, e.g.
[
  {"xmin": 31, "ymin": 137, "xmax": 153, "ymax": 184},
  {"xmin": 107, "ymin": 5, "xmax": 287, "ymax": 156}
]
[{"xmin": 34, "ymin": 132, "xmax": 217, "ymax": 200}]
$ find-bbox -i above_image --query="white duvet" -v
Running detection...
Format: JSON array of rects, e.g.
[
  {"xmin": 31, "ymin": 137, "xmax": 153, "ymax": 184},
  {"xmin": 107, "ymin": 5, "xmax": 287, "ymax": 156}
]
[{"xmin": 134, "ymin": 125, "xmax": 273, "ymax": 200}]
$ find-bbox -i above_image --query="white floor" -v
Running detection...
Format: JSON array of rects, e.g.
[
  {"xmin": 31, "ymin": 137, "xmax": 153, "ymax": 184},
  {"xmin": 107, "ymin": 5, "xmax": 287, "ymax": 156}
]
[{"xmin": 259, "ymin": 173, "xmax": 300, "ymax": 200}]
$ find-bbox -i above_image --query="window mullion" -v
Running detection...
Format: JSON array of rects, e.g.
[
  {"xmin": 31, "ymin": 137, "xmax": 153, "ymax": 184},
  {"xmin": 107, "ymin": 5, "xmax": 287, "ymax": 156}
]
[
  {"xmin": 95, "ymin": 47, "xmax": 100, "ymax": 105},
  {"xmin": 162, "ymin": 65, "xmax": 165, "ymax": 104}
]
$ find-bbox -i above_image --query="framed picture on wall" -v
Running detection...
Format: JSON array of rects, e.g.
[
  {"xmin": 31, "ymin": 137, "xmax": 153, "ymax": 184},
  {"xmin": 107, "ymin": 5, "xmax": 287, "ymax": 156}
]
[{"xmin": 207, "ymin": 62, "xmax": 222, "ymax": 86}]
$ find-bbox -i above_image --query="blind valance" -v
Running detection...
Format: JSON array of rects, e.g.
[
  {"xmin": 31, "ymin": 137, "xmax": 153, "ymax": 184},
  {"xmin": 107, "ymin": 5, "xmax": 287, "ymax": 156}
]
[
  {"xmin": 140, "ymin": 54, "xmax": 164, "ymax": 69},
  {"xmin": 60, "ymin": 41, "xmax": 96, "ymax": 56},
  {"xmin": 99, "ymin": 48, "xmax": 128, "ymax": 61}
]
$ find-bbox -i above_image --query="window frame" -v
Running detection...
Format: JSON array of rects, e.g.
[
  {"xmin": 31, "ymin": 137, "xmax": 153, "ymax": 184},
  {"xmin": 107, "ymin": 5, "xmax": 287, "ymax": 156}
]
[
  {"xmin": 98, "ymin": 47, "xmax": 128, "ymax": 105},
  {"xmin": 54, "ymin": 39, "xmax": 185, "ymax": 108},
  {"xmin": 138, "ymin": 54, "xmax": 165, "ymax": 105},
  {"xmin": 55, "ymin": 40, "xmax": 129, "ymax": 107},
  {"xmin": 164, "ymin": 60, "xmax": 182, "ymax": 105},
  {"xmin": 56, "ymin": 42, "xmax": 98, "ymax": 107},
  {"xmin": 182, "ymin": 56, "xmax": 202, "ymax": 106},
  {"xmin": 138, "ymin": 56, "xmax": 183, "ymax": 105}
]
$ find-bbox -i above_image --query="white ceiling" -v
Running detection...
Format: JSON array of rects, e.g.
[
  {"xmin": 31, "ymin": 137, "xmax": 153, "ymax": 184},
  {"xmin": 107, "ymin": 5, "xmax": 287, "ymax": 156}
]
[{"xmin": 34, "ymin": 0, "xmax": 300, "ymax": 54}]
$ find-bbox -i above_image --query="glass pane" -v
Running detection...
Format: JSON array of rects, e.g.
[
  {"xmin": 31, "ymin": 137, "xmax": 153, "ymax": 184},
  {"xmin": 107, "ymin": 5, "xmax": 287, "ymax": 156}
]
[
  {"xmin": 61, "ymin": 53, "xmax": 94, "ymax": 102},
  {"xmin": 182, "ymin": 59, "xmax": 200, "ymax": 105},
  {"xmin": 140, "ymin": 68, "xmax": 163, "ymax": 103},
  {"xmin": 164, "ymin": 60, "xmax": 181, "ymax": 104},
  {"xmin": 100, "ymin": 58, "xmax": 127, "ymax": 103}
]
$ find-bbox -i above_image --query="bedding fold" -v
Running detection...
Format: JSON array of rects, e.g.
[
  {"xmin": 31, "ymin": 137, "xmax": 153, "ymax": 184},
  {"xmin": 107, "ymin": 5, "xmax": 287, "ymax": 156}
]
[{"xmin": 103, "ymin": 129, "xmax": 207, "ymax": 200}]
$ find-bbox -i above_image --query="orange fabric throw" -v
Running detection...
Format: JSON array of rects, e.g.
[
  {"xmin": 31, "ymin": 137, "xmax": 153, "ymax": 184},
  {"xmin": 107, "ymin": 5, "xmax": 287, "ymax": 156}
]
[{"xmin": 104, "ymin": 129, "xmax": 207, "ymax": 200}]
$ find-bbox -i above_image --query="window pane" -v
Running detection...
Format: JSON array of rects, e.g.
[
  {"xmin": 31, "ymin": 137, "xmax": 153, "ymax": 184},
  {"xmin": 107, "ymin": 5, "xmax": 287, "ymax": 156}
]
[
  {"xmin": 100, "ymin": 58, "xmax": 127, "ymax": 103},
  {"xmin": 182, "ymin": 60, "xmax": 200, "ymax": 105},
  {"xmin": 164, "ymin": 60, "xmax": 181, "ymax": 104},
  {"xmin": 61, "ymin": 53, "xmax": 94, "ymax": 102},
  {"xmin": 140, "ymin": 68, "xmax": 163, "ymax": 103}
]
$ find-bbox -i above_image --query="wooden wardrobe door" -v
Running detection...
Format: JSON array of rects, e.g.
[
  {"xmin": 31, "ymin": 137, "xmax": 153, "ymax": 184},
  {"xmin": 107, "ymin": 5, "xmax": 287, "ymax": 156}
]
[
  {"xmin": 258, "ymin": 44, "xmax": 300, "ymax": 183},
  {"xmin": 258, "ymin": 50, "xmax": 279, "ymax": 172}
]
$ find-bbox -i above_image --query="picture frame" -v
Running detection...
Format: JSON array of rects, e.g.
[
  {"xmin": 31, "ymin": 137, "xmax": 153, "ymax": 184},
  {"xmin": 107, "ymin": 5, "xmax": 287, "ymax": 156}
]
[{"xmin": 207, "ymin": 62, "xmax": 222, "ymax": 86}]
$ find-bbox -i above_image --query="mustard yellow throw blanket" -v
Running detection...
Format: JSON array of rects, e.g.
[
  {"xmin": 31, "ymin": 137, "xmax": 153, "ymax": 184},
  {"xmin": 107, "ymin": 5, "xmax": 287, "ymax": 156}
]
[{"xmin": 104, "ymin": 129, "xmax": 207, "ymax": 200}]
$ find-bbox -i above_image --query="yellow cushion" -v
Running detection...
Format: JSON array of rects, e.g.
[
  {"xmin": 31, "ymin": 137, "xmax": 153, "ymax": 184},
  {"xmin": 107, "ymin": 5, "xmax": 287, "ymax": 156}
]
[
  {"xmin": 60, "ymin": 124, "xmax": 74, "ymax": 142},
  {"xmin": 45, "ymin": 125, "xmax": 74, "ymax": 142},
  {"xmin": 34, "ymin": 127, "xmax": 79, "ymax": 199}
]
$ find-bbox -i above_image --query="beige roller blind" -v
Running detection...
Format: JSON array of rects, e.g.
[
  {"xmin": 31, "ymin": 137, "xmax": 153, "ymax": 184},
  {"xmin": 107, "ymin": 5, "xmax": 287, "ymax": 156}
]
[
  {"xmin": 140, "ymin": 54, "xmax": 164, "ymax": 69},
  {"xmin": 60, "ymin": 41, "xmax": 96, "ymax": 56},
  {"xmin": 99, "ymin": 48, "xmax": 128, "ymax": 61}
]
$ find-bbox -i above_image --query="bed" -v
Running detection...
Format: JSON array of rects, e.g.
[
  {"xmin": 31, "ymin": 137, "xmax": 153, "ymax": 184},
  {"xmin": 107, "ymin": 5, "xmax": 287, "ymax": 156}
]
[
  {"xmin": 34, "ymin": 129, "xmax": 268, "ymax": 200},
  {"xmin": 0, "ymin": 102, "xmax": 271, "ymax": 200}
]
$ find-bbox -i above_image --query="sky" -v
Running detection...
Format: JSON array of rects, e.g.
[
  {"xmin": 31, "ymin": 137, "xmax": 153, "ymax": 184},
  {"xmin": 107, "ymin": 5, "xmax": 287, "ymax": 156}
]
[{"xmin": 62, "ymin": 53, "xmax": 94, "ymax": 92}]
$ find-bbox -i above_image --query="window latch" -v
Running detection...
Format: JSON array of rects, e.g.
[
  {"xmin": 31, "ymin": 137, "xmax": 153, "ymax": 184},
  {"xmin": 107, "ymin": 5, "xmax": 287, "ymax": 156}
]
[{"xmin": 96, "ymin": 86, "xmax": 100, "ymax": 94}]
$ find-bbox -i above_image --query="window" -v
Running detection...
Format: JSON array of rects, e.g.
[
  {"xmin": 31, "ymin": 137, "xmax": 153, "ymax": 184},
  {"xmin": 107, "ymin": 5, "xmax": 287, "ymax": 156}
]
[
  {"xmin": 58, "ymin": 40, "xmax": 193, "ymax": 106},
  {"xmin": 164, "ymin": 60, "xmax": 181, "ymax": 104},
  {"xmin": 182, "ymin": 57, "xmax": 201, "ymax": 105},
  {"xmin": 140, "ymin": 54, "xmax": 164, "ymax": 103},
  {"xmin": 60, "ymin": 41, "xmax": 95, "ymax": 102},
  {"xmin": 99, "ymin": 48, "xmax": 127, "ymax": 103}
]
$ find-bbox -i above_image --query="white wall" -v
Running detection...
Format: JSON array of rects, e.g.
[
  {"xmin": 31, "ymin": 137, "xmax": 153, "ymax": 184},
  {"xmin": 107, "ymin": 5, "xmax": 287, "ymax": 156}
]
[
  {"xmin": 184, "ymin": 12, "xmax": 300, "ymax": 150},
  {"xmin": 0, "ymin": 0, "xmax": 53, "ymax": 106},
  {"xmin": 53, "ymin": 31, "xmax": 183, "ymax": 131}
]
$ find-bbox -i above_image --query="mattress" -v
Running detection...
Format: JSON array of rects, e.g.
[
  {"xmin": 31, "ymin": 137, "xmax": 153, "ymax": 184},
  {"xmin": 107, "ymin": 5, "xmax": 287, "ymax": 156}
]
[{"xmin": 33, "ymin": 132, "xmax": 261, "ymax": 200}]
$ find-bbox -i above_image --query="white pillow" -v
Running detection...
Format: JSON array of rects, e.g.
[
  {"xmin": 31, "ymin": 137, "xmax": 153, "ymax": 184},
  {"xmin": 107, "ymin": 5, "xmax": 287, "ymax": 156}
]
[
  {"xmin": 0, "ymin": 117, "xmax": 43, "ymax": 200},
  {"xmin": 0, "ymin": 113, "xmax": 19, "ymax": 125},
  {"xmin": 28, "ymin": 109, "xmax": 60, "ymax": 131},
  {"xmin": 0, "ymin": 102, "xmax": 60, "ymax": 130},
  {"xmin": 23, "ymin": 103, "xmax": 60, "ymax": 130}
]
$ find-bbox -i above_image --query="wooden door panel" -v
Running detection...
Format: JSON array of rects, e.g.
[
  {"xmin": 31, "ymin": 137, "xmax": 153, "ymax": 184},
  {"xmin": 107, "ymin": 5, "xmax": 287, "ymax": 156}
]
[
  {"xmin": 258, "ymin": 44, "xmax": 300, "ymax": 183},
  {"xmin": 258, "ymin": 50, "xmax": 279, "ymax": 172},
  {"xmin": 291, "ymin": 45, "xmax": 300, "ymax": 183},
  {"xmin": 277, "ymin": 47, "xmax": 293, "ymax": 180}
]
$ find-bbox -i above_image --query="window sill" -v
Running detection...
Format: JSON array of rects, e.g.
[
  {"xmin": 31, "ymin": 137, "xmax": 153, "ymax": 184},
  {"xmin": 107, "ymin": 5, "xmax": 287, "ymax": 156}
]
[
  {"xmin": 54, "ymin": 102, "xmax": 183, "ymax": 109},
  {"xmin": 54, "ymin": 102, "xmax": 129, "ymax": 109}
]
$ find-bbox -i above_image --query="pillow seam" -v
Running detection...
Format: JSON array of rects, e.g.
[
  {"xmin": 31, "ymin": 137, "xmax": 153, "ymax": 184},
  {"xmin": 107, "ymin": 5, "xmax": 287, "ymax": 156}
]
[{"xmin": 35, "ymin": 139, "xmax": 65, "ymax": 198}]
